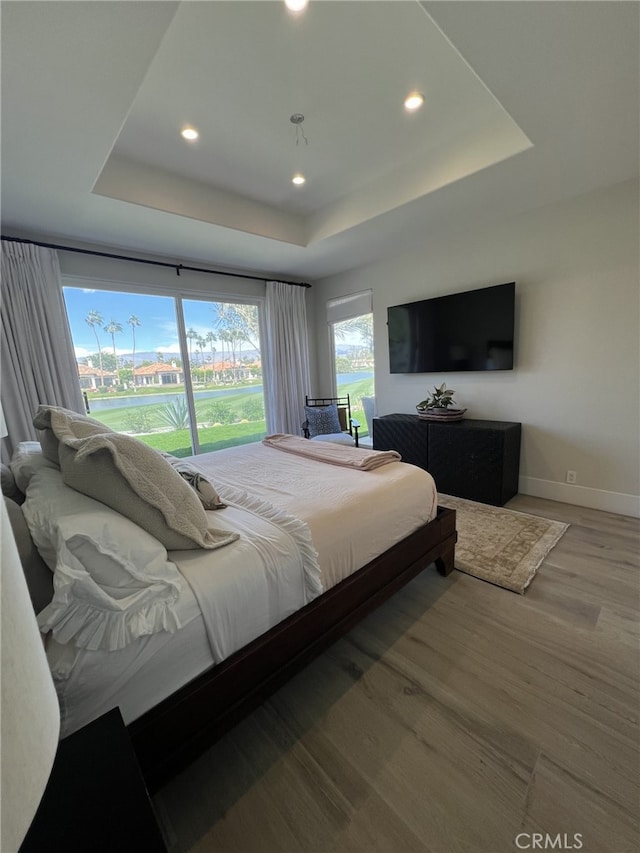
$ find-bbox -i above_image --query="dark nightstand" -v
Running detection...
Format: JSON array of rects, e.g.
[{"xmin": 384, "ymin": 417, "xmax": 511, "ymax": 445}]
[{"xmin": 20, "ymin": 707, "xmax": 167, "ymax": 853}]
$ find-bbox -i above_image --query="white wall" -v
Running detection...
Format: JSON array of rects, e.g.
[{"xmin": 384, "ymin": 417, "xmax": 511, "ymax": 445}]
[{"xmin": 312, "ymin": 180, "xmax": 640, "ymax": 517}]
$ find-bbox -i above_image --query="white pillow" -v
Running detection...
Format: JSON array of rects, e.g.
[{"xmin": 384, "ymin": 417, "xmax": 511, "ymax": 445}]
[
  {"xmin": 10, "ymin": 442, "xmax": 59, "ymax": 493},
  {"xmin": 23, "ymin": 467, "xmax": 184, "ymax": 650}
]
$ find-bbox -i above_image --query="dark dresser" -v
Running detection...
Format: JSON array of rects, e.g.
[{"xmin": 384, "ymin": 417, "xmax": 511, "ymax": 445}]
[
  {"xmin": 372, "ymin": 412, "xmax": 430, "ymax": 469},
  {"xmin": 373, "ymin": 413, "xmax": 521, "ymax": 506}
]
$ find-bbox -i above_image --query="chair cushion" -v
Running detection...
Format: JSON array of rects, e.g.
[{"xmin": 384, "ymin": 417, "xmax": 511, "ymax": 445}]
[
  {"xmin": 310, "ymin": 433, "xmax": 355, "ymax": 446},
  {"xmin": 304, "ymin": 404, "xmax": 341, "ymax": 438}
]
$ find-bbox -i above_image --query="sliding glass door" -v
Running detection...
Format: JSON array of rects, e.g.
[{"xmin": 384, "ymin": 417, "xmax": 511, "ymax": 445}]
[
  {"xmin": 327, "ymin": 291, "xmax": 375, "ymax": 439},
  {"xmin": 63, "ymin": 285, "xmax": 266, "ymax": 456},
  {"xmin": 180, "ymin": 298, "xmax": 264, "ymax": 453}
]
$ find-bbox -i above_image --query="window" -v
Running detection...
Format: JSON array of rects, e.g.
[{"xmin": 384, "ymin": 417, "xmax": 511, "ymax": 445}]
[
  {"xmin": 63, "ymin": 285, "xmax": 266, "ymax": 456},
  {"xmin": 327, "ymin": 291, "xmax": 375, "ymax": 437}
]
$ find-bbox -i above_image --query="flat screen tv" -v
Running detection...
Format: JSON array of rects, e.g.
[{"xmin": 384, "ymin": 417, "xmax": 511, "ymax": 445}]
[{"xmin": 387, "ymin": 282, "xmax": 515, "ymax": 374}]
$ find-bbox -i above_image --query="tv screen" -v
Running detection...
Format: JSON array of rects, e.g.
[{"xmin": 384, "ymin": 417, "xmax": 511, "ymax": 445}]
[{"xmin": 388, "ymin": 282, "xmax": 515, "ymax": 373}]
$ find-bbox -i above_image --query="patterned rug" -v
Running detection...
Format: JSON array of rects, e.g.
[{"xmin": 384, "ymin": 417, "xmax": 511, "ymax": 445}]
[{"xmin": 437, "ymin": 494, "xmax": 569, "ymax": 594}]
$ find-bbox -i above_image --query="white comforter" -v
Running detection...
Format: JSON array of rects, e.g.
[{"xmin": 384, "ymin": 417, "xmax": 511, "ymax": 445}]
[
  {"xmin": 187, "ymin": 440, "xmax": 438, "ymax": 589},
  {"xmin": 171, "ymin": 491, "xmax": 321, "ymax": 663}
]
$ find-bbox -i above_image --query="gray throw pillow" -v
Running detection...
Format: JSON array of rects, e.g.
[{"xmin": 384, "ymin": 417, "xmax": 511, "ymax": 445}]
[
  {"xmin": 158, "ymin": 452, "xmax": 226, "ymax": 510},
  {"xmin": 57, "ymin": 433, "xmax": 237, "ymax": 551},
  {"xmin": 304, "ymin": 404, "xmax": 342, "ymax": 437}
]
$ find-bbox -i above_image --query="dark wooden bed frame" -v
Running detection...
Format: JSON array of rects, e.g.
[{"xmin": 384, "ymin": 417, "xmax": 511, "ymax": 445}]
[{"xmin": 128, "ymin": 505, "xmax": 457, "ymax": 791}]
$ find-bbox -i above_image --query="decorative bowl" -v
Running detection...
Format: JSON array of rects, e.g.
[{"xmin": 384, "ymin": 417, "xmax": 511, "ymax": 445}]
[{"xmin": 416, "ymin": 407, "xmax": 467, "ymax": 422}]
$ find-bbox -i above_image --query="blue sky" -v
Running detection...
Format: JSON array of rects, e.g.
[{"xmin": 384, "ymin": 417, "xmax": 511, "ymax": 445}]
[{"xmin": 64, "ymin": 287, "xmax": 239, "ymax": 360}]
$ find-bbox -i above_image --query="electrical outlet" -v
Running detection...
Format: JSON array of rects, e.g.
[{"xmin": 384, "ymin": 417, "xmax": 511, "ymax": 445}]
[{"xmin": 566, "ymin": 470, "xmax": 577, "ymax": 484}]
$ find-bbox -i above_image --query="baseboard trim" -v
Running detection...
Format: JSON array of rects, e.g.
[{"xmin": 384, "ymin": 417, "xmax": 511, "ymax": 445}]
[{"xmin": 519, "ymin": 476, "xmax": 640, "ymax": 518}]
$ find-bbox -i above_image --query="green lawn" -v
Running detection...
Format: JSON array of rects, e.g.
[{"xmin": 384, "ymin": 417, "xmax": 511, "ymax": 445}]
[
  {"xmin": 136, "ymin": 422, "xmax": 267, "ymax": 457},
  {"xmin": 87, "ymin": 375, "xmax": 374, "ymax": 456}
]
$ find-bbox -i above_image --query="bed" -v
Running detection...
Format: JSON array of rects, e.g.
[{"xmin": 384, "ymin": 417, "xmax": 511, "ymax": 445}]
[{"xmin": 7, "ymin": 409, "xmax": 456, "ymax": 791}]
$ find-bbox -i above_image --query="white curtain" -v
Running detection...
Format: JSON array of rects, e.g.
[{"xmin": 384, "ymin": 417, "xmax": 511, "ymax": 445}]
[
  {"xmin": 1, "ymin": 241, "xmax": 84, "ymax": 459},
  {"xmin": 263, "ymin": 281, "xmax": 311, "ymax": 435}
]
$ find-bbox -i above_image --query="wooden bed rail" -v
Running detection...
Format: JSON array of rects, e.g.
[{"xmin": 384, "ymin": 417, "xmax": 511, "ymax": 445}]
[{"xmin": 129, "ymin": 506, "xmax": 456, "ymax": 791}]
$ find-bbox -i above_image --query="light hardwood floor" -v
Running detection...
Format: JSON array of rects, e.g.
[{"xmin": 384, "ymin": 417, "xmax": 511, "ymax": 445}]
[{"xmin": 154, "ymin": 496, "xmax": 639, "ymax": 853}]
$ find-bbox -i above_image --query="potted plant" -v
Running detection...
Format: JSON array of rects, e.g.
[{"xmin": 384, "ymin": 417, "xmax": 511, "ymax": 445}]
[
  {"xmin": 416, "ymin": 383, "xmax": 456, "ymax": 414},
  {"xmin": 416, "ymin": 382, "xmax": 467, "ymax": 420}
]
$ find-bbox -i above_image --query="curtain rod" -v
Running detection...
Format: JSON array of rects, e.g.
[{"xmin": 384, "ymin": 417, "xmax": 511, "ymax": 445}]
[{"xmin": 0, "ymin": 235, "xmax": 311, "ymax": 288}]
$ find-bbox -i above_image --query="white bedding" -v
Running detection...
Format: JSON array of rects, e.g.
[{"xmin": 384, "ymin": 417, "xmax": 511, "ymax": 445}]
[
  {"xmin": 171, "ymin": 495, "xmax": 321, "ymax": 663},
  {"xmin": 194, "ymin": 441, "xmax": 437, "ymax": 588},
  {"xmin": 26, "ymin": 440, "xmax": 437, "ymax": 736}
]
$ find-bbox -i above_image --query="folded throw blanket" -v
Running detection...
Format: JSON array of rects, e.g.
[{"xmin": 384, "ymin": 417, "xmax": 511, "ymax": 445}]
[{"xmin": 262, "ymin": 434, "xmax": 401, "ymax": 470}]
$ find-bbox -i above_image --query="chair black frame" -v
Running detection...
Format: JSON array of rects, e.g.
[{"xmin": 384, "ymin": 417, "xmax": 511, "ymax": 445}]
[{"xmin": 302, "ymin": 394, "xmax": 360, "ymax": 447}]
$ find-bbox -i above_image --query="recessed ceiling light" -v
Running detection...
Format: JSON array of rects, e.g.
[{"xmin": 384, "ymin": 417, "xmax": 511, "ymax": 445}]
[
  {"xmin": 292, "ymin": 173, "xmax": 306, "ymax": 186},
  {"xmin": 404, "ymin": 92, "xmax": 425, "ymax": 112},
  {"xmin": 181, "ymin": 127, "xmax": 199, "ymax": 141},
  {"xmin": 285, "ymin": 0, "xmax": 309, "ymax": 12}
]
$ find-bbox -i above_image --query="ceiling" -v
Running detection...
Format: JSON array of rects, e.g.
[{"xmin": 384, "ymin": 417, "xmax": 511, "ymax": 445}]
[{"xmin": 1, "ymin": 1, "xmax": 638, "ymax": 281}]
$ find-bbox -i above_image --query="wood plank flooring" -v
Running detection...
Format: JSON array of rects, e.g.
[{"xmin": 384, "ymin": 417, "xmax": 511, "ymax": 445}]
[{"xmin": 153, "ymin": 496, "xmax": 639, "ymax": 853}]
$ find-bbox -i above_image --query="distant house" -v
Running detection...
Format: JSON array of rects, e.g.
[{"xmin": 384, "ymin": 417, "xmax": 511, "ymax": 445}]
[
  {"xmin": 77, "ymin": 363, "xmax": 117, "ymax": 389},
  {"xmin": 205, "ymin": 359, "xmax": 258, "ymax": 382},
  {"xmin": 133, "ymin": 362, "xmax": 184, "ymax": 386}
]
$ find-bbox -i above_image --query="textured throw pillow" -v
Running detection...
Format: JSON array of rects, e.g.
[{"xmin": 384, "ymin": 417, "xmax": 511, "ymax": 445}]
[
  {"xmin": 304, "ymin": 404, "xmax": 342, "ymax": 438},
  {"xmin": 33, "ymin": 404, "xmax": 114, "ymax": 465},
  {"xmin": 56, "ymin": 431, "xmax": 237, "ymax": 551},
  {"xmin": 158, "ymin": 452, "xmax": 226, "ymax": 510}
]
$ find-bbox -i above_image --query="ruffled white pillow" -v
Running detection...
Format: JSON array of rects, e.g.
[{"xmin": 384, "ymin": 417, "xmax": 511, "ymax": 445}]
[
  {"xmin": 24, "ymin": 467, "xmax": 185, "ymax": 651},
  {"xmin": 37, "ymin": 513, "xmax": 184, "ymax": 652}
]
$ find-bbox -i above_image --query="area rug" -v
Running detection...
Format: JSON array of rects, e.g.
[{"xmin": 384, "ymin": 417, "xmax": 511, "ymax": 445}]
[{"xmin": 437, "ymin": 494, "xmax": 569, "ymax": 594}]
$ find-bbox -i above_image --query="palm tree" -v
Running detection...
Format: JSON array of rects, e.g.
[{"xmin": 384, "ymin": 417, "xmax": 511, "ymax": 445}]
[
  {"xmin": 104, "ymin": 319, "xmax": 123, "ymax": 386},
  {"xmin": 127, "ymin": 314, "xmax": 141, "ymax": 390},
  {"xmin": 217, "ymin": 329, "xmax": 225, "ymax": 378},
  {"xmin": 186, "ymin": 328, "xmax": 198, "ymax": 382},
  {"xmin": 197, "ymin": 335, "xmax": 206, "ymax": 367},
  {"xmin": 85, "ymin": 310, "xmax": 105, "ymax": 386},
  {"xmin": 205, "ymin": 331, "xmax": 217, "ymax": 383},
  {"xmin": 219, "ymin": 329, "xmax": 233, "ymax": 382},
  {"xmin": 186, "ymin": 328, "xmax": 198, "ymax": 362},
  {"xmin": 228, "ymin": 329, "xmax": 241, "ymax": 381}
]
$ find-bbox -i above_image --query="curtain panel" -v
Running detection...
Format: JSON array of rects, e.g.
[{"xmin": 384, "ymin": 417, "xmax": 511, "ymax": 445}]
[
  {"xmin": 1, "ymin": 241, "xmax": 84, "ymax": 459},
  {"xmin": 263, "ymin": 281, "xmax": 311, "ymax": 435}
]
